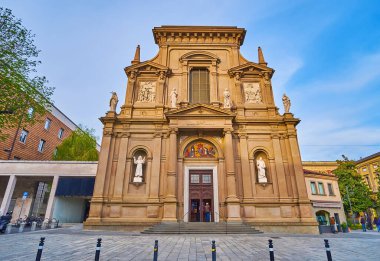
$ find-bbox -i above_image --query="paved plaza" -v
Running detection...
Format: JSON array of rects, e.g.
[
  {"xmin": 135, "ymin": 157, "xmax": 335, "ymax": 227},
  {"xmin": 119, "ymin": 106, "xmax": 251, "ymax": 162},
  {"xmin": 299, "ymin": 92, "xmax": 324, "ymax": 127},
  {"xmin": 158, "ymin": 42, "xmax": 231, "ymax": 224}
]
[{"xmin": 1, "ymin": 225, "xmax": 379, "ymax": 260}]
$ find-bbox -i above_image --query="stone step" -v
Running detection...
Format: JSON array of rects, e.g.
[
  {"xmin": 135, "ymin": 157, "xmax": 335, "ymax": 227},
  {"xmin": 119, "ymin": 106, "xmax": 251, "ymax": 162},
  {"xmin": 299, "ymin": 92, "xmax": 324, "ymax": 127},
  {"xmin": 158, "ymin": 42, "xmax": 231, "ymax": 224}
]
[{"xmin": 141, "ymin": 222, "xmax": 263, "ymax": 234}]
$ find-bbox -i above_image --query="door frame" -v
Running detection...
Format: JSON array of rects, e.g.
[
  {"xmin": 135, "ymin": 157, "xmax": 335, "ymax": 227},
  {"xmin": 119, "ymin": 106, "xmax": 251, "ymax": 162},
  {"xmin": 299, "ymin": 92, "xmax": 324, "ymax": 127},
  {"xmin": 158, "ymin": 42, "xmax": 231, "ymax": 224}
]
[{"xmin": 184, "ymin": 164, "xmax": 219, "ymax": 222}]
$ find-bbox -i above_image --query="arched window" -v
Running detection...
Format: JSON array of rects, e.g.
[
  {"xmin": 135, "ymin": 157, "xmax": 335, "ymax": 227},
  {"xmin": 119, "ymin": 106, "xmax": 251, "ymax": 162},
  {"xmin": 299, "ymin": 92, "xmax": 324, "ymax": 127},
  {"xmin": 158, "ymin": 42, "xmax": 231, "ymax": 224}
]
[
  {"xmin": 316, "ymin": 210, "xmax": 330, "ymax": 225},
  {"xmin": 190, "ymin": 68, "xmax": 210, "ymax": 104}
]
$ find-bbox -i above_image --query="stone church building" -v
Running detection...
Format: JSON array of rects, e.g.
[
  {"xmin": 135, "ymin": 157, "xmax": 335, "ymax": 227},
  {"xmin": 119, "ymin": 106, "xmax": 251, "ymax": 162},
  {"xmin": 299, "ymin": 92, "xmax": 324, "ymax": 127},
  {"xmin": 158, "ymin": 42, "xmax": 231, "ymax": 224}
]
[{"xmin": 85, "ymin": 26, "xmax": 318, "ymax": 233}]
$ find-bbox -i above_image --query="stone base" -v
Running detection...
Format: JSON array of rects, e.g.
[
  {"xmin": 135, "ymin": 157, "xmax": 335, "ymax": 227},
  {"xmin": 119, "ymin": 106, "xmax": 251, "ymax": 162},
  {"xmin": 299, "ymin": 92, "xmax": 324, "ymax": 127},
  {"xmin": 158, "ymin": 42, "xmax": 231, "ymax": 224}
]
[
  {"xmin": 247, "ymin": 222, "xmax": 319, "ymax": 234},
  {"xmin": 83, "ymin": 219, "xmax": 160, "ymax": 232}
]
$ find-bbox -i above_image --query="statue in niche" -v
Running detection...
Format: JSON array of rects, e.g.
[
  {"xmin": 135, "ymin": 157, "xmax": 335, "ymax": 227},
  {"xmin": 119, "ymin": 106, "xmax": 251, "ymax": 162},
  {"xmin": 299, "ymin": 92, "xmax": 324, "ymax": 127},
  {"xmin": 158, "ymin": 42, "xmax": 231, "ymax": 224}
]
[
  {"xmin": 159, "ymin": 71, "xmax": 166, "ymax": 80},
  {"xmin": 223, "ymin": 88, "xmax": 231, "ymax": 108},
  {"xmin": 256, "ymin": 157, "xmax": 267, "ymax": 183},
  {"xmin": 137, "ymin": 81, "xmax": 156, "ymax": 102},
  {"xmin": 109, "ymin": 92, "xmax": 118, "ymax": 112},
  {"xmin": 282, "ymin": 93, "xmax": 291, "ymax": 113},
  {"xmin": 243, "ymin": 83, "xmax": 262, "ymax": 103},
  {"xmin": 169, "ymin": 88, "xmax": 178, "ymax": 108},
  {"xmin": 133, "ymin": 155, "xmax": 146, "ymax": 182}
]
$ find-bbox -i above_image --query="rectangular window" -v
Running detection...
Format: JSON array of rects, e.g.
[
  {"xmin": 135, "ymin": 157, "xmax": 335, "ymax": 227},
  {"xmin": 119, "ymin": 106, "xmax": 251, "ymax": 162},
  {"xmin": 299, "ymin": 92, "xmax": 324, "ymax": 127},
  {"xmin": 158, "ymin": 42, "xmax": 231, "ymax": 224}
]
[
  {"xmin": 310, "ymin": 182, "xmax": 317, "ymax": 195},
  {"xmin": 44, "ymin": 118, "xmax": 51, "ymax": 130},
  {"xmin": 327, "ymin": 183, "xmax": 335, "ymax": 196},
  {"xmin": 58, "ymin": 128, "xmax": 64, "ymax": 139},
  {"xmin": 318, "ymin": 182, "xmax": 325, "ymax": 195},
  {"xmin": 362, "ymin": 167, "xmax": 367, "ymax": 172},
  {"xmin": 38, "ymin": 139, "xmax": 46, "ymax": 152},
  {"xmin": 202, "ymin": 174, "xmax": 212, "ymax": 184},
  {"xmin": 190, "ymin": 68, "xmax": 210, "ymax": 104},
  {"xmin": 19, "ymin": 129, "xmax": 29, "ymax": 143},
  {"xmin": 13, "ymin": 156, "xmax": 21, "ymax": 160},
  {"xmin": 191, "ymin": 174, "xmax": 200, "ymax": 184}
]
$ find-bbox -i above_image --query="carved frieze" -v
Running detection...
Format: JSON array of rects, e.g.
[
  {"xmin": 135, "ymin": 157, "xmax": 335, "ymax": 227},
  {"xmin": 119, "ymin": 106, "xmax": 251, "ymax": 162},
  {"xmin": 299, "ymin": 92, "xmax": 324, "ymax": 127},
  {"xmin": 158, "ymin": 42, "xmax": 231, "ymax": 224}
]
[
  {"xmin": 243, "ymin": 82, "xmax": 263, "ymax": 104},
  {"xmin": 137, "ymin": 81, "xmax": 156, "ymax": 102}
]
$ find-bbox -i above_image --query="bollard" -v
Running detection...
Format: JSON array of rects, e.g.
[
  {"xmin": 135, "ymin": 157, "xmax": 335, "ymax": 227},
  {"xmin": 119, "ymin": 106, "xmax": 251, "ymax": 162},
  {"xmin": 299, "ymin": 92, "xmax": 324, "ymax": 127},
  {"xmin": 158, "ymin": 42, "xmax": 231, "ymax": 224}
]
[
  {"xmin": 153, "ymin": 240, "xmax": 158, "ymax": 261},
  {"xmin": 41, "ymin": 221, "xmax": 47, "ymax": 230},
  {"xmin": 35, "ymin": 237, "xmax": 45, "ymax": 261},
  {"xmin": 268, "ymin": 239, "xmax": 274, "ymax": 261},
  {"xmin": 5, "ymin": 223, "xmax": 12, "ymax": 234},
  {"xmin": 324, "ymin": 239, "xmax": 332, "ymax": 261},
  {"xmin": 211, "ymin": 240, "xmax": 216, "ymax": 261},
  {"xmin": 31, "ymin": 221, "xmax": 37, "ymax": 231},
  {"xmin": 95, "ymin": 238, "xmax": 102, "ymax": 261},
  {"xmin": 18, "ymin": 222, "xmax": 25, "ymax": 233}
]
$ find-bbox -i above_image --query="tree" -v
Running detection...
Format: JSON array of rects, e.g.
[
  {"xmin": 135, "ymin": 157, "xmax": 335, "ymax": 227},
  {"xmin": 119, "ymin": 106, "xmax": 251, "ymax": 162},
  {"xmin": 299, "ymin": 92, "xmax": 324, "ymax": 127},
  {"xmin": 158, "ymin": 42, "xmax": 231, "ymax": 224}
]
[
  {"xmin": 0, "ymin": 7, "xmax": 54, "ymax": 139},
  {"xmin": 53, "ymin": 126, "xmax": 98, "ymax": 161},
  {"xmin": 333, "ymin": 156, "xmax": 373, "ymax": 215}
]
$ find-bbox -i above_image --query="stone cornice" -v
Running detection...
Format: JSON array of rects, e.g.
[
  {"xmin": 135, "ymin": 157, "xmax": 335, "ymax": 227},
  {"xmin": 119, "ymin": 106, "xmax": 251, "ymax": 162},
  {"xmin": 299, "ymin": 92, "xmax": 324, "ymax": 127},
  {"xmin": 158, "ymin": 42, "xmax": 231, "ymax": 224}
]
[{"xmin": 152, "ymin": 26, "xmax": 246, "ymax": 46}]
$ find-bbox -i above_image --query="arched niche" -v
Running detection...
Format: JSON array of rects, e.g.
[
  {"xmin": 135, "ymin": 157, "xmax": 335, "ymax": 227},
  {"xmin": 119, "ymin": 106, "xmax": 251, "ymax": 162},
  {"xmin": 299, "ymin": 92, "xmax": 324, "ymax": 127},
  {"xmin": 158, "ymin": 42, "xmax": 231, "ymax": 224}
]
[
  {"xmin": 130, "ymin": 148, "xmax": 148, "ymax": 183},
  {"xmin": 180, "ymin": 138, "xmax": 222, "ymax": 159},
  {"xmin": 252, "ymin": 149, "xmax": 271, "ymax": 183}
]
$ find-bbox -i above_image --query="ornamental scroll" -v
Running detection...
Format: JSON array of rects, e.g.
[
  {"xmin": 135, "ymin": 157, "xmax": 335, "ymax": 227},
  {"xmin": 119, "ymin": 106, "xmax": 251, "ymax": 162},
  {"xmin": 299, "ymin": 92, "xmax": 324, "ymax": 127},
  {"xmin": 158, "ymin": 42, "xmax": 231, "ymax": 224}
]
[{"xmin": 184, "ymin": 141, "xmax": 217, "ymax": 158}]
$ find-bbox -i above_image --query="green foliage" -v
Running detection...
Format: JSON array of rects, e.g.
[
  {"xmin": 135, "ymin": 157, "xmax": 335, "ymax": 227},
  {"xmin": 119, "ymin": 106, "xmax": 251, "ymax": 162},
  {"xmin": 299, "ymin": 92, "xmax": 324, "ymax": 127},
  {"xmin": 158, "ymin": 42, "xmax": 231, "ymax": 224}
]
[
  {"xmin": 333, "ymin": 156, "xmax": 373, "ymax": 214},
  {"xmin": 341, "ymin": 222, "xmax": 347, "ymax": 229},
  {"xmin": 53, "ymin": 125, "xmax": 98, "ymax": 161},
  {"xmin": 0, "ymin": 7, "xmax": 54, "ymax": 139}
]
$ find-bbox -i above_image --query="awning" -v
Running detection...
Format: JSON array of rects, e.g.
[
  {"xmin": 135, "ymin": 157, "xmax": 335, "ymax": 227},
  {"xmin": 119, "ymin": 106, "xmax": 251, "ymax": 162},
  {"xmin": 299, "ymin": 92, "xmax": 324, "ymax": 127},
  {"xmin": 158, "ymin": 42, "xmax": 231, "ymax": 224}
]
[{"xmin": 55, "ymin": 177, "xmax": 95, "ymax": 197}]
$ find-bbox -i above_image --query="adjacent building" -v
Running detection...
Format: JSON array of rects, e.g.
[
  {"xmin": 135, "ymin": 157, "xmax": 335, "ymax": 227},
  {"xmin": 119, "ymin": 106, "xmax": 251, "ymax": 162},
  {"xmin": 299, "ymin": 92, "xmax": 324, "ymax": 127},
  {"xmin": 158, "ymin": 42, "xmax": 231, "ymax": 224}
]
[
  {"xmin": 303, "ymin": 168, "xmax": 346, "ymax": 232},
  {"xmin": 0, "ymin": 104, "xmax": 78, "ymax": 160},
  {"xmin": 0, "ymin": 160, "xmax": 97, "ymax": 223},
  {"xmin": 85, "ymin": 26, "xmax": 319, "ymax": 234},
  {"xmin": 356, "ymin": 152, "xmax": 380, "ymax": 193}
]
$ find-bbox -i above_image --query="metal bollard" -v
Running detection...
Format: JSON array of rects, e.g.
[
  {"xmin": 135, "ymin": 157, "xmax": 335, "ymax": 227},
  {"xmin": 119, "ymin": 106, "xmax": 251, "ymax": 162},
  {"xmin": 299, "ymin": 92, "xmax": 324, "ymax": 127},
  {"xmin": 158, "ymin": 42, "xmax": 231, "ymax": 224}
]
[
  {"xmin": 31, "ymin": 221, "xmax": 37, "ymax": 231},
  {"xmin": 35, "ymin": 237, "xmax": 45, "ymax": 261},
  {"xmin": 268, "ymin": 239, "xmax": 275, "ymax": 261},
  {"xmin": 153, "ymin": 240, "xmax": 158, "ymax": 261},
  {"xmin": 211, "ymin": 240, "xmax": 216, "ymax": 261},
  {"xmin": 19, "ymin": 222, "xmax": 25, "ymax": 233},
  {"xmin": 5, "ymin": 223, "xmax": 12, "ymax": 234},
  {"xmin": 95, "ymin": 238, "xmax": 102, "ymax": 261},
  {"xmin": 324, "ymin": 239, "xmax": 332, "ymax": 261}
]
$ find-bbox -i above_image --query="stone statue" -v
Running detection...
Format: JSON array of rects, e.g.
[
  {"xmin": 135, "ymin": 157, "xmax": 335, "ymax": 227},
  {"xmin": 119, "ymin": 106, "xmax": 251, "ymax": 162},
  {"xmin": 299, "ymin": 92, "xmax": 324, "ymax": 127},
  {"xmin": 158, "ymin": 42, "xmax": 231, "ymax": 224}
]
[
  {"xmin": 159, "ymin": 71, "xmax": 166, "ymax": 81},
  {"xmin": 109, "ymin": 92, "xmax": 118, "ymax": 112},
  {"xmin": 282, "ymin": 93, "xmax": 291, "ymax": 113},
  {"xmin": 170, "ymin": 88, "xmax": 178, "ymax": 108},
  {"xmin": 256, "ymin": 157, "xmax": 267, "ymax": 183},
  {"xmin": 223, "ymin": 88, "xmax": 231, "ymax": 108},
  {"xmin": 133, "ymin": 155, "xmax": 146, "ymax": 182}
]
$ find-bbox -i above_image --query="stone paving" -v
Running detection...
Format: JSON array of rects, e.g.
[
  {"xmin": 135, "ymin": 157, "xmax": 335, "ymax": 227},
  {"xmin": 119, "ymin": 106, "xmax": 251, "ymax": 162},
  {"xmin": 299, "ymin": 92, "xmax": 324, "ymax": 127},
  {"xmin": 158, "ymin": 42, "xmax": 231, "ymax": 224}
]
[{"xmin": 1, "ymin": 225, "xmax": 379, "ymax": 260}]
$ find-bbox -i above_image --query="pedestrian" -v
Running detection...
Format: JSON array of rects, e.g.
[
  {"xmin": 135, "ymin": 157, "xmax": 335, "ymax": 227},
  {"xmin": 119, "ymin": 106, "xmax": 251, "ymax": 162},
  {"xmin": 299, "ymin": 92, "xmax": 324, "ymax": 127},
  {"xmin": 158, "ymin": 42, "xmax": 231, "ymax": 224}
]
[
  {"xmin": 360, "ymin": 216, "xmax": 366, "ymax": 232},
  {"xmin": 330, "ymin": 217, "xmax": 336, "ymax": 233},
  {"xmin": 376, "ymin": 217, "xmax": 380, "ymax": 232},
  {"xmin": 204, "ymin": 202, "xmax": 211, "ymax": 222}
]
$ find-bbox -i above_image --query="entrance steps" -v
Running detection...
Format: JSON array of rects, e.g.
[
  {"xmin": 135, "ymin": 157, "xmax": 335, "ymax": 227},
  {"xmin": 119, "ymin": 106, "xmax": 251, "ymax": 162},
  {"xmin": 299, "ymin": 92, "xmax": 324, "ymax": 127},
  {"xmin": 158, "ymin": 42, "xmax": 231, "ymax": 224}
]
[{"xmin": 141, "ymin": 222, "xmax": 263, "ymax": 234}]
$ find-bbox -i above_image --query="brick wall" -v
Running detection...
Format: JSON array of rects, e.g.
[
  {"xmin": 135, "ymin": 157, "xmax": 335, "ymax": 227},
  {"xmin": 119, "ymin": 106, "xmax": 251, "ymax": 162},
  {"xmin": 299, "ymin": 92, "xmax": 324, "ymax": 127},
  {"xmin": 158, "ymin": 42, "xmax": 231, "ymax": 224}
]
[{"xmin": 0, "ymin": 111, "xmax": 74, "ymax": 160}]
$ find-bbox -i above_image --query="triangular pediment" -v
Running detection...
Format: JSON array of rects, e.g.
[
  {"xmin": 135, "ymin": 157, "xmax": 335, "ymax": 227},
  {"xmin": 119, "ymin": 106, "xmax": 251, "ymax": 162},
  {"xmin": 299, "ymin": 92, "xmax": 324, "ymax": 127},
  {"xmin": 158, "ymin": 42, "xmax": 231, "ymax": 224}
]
[
  {"xmin": 228, "ymin": 62, "xmax": 274, "ymax": 77},
  {"xmin": 124, "ymin": 61, "xmax": 170, "ymax": 75},
  {"xmin": 165, "ymin": 104, "xmax": 235, "ymax": 118}
]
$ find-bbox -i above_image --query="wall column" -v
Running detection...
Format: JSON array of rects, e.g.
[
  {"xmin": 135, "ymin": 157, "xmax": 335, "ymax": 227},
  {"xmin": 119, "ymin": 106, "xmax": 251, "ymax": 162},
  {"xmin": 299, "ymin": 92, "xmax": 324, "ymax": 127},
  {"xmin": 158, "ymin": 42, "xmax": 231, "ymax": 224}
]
[
  {"xmin": 112, "ymin": 133, "xmax": 130, "ymax": 201},
  {"xmin": 272, "ymin": 134, "xmax": 289, "ymax": 197},
  {"xmin": 239, "ymin": 133, "xmax": 253, "ymax": 199},
  {"xmin": 44, "ymin": 175, "xmax": 59, "ymax": 219},
  {"xmin": 0, "ymin": 175, "xmax": 17, "ymax": 215},
  {"xmin": 163, "ymin": 128, "xmax": 178, "ymax": 221},
  {"xmin": 224, "ymin": 128, "xmax": 241, "ymax": 221}
]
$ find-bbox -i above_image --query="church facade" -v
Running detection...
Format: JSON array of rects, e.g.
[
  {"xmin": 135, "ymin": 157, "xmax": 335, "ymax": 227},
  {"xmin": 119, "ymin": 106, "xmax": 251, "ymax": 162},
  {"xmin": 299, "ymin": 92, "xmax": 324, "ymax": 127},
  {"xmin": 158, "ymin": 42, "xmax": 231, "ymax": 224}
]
[{"xmin": 85, "ymin": 26, "xmax": 319, "ymax": 233}]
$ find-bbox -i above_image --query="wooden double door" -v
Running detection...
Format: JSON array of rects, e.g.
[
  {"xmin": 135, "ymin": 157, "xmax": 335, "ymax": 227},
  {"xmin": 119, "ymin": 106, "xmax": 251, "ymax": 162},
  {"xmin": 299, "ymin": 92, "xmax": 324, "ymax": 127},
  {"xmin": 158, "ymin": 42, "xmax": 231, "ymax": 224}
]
[{"xmin": 189, "ymin": 169, "xmax": 214, "ymax": 222}]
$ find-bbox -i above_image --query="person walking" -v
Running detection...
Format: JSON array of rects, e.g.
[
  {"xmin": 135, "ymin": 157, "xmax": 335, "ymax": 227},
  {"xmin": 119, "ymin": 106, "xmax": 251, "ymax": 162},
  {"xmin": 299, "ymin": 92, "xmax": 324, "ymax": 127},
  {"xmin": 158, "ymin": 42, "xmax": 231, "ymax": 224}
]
[
  {"xmin": 360, "ymin": 216, "xmax": 366, "ymax": 232},
  {"xmin": 204, "ymin": 203, "xmax": 211, "ymax": 222},
  {"xmin": 376, "ymin": 217, "xmax": 380, "ymax": 232},
  {"xmin": 330, "ymin": 217, "xmax": 336, "ymax": 233}
]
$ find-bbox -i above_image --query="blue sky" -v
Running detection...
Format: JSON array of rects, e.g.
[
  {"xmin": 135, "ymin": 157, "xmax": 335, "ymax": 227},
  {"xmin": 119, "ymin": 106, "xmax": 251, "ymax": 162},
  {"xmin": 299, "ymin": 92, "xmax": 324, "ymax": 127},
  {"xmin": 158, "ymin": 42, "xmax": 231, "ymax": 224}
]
[{"xmin": 3, "ymin": 0, "xmax": 380, "ymax": 161}]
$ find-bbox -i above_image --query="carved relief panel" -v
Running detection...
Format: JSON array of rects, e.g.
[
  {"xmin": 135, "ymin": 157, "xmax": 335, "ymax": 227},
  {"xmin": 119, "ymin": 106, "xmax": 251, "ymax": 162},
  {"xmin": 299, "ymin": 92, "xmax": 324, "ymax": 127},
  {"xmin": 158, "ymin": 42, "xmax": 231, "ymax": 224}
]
[
  {"xmin": 243, "ymin": 82, "xmax": 262, "ymax": 104},
  {"xmin": 137, "ymin": 81, "xmax": 156, "ymax": 102}
]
